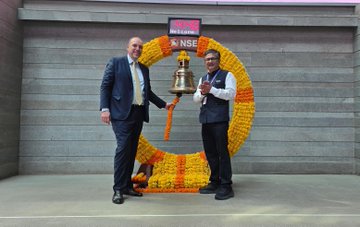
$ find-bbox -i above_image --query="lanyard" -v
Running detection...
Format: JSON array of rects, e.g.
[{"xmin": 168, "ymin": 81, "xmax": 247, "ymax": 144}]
[
  {"xmin": 202, "ymin": 70, "xmax": 220, "ymax": 105},
  {"xmin": 206, "ymin": 70, "xmax": 220, "ymax": 85}
]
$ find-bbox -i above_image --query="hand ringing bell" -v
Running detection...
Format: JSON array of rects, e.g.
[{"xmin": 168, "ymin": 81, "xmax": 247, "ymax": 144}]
[{"xmin": 169, "ymin": 51, "xmax": 196, "ymax": 94}]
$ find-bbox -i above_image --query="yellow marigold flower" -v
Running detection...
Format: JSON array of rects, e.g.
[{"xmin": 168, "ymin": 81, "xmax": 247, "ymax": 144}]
[{"xmin": 177, "ymin": 50, "xmax": 191, "ymax": 62}]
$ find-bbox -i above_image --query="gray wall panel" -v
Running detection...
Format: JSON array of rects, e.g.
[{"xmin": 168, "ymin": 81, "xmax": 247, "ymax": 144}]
[
  {"xmin": 243, "ymin": 141, "xmax": 354, "ymax": 157},
  {"xmin": 19, "ymin": 140, "xmax": 203, "ymax": 157},
  {"xmin": 20, "ymin": 125, "xmax": 202, "ymax": 141},
  {"xmin": 20, "ymin": 109, "xmax": 197, "ymax": 126},
  {"xmin": 0, "ymin": 0, "xmax": 23, "ymax": 179},
  {"xmin": 355, "ymin": 142, "xmax": 360, "ymax": 157},
  {"xmin": 21, "ymin": 65, "xmax": 353, "ymax": 83},
  {"xmin": 17, "ymin": 1, "xmax": 358, "ymax": 174},
  {"xmin": 18, "ymin": 4, "xmax": 358, "ymax": 27},
  {"xmin": 18, "ymin": 156, "xmax": 354, "ymax": 174},
  {"xmin": 249, "ymin": 67, "xmax": 353, "ymax": 83},
  {"xmin": 0, "ymin": 163, "xmax": 19, "ymax": 179},
  {"xmin": 21, "ymin": 110, "xmax": 353, "ymax": 127},
  {"xmin": 231, "ymin": 157, "xmax": 354, "ymax": 174},
  {"xmin": 355, "ymin": 15, "xmax": 360, "ymax": 175},
  {"xmin": 22, "ymin": 47, "xmax": 353, "ymax": 68},
  {"xmin": 22, "ymin": 1, "xmax": 354, "ymax": 16},
  {"xmin": 19, "ymin": 156, "xmax": 114, "ymax": 174},
  {"xmin": 20, "ymin": 94, "xmax": 355, "ymax": 112},
  {"xmin": 21, "ymin": 79, "xmax": 354, "ymax": 98}
]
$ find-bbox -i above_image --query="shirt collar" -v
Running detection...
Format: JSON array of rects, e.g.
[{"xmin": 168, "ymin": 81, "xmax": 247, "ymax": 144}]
[
  {"xmin": 208, "ymin": 68, "xmax": 220, "ymax": 77},
  {"xmin": 127, "ymin": 55, "xmax": 137, "ymax": 65}
]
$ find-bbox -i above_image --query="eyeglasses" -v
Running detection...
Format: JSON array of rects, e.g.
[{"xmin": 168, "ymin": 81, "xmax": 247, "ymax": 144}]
[{"xmin": 204, "ymin": 57, "xmax": 219, "ymax": 62}]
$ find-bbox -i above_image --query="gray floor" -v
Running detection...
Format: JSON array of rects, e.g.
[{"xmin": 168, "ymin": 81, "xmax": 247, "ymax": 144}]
[{"xmin": 0, "ymin": 174, "xmax": 359, "ymax": 227}]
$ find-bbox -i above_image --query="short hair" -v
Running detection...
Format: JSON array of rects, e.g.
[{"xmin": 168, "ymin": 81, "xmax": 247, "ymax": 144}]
[{"xmin": 204, "ymin": 49, "xmax": 220, "ymax": 61}]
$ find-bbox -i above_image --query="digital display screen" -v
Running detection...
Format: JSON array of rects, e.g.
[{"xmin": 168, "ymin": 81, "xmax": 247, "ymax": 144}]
[{"xmin": 168, "ymin": 18, "xmax": 201, "ymax": 37}]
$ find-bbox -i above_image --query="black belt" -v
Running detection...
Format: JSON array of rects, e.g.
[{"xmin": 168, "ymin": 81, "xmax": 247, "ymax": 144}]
[{"xmin": 132, "ymin": 104, "xmax": 143, "ymax": 108}]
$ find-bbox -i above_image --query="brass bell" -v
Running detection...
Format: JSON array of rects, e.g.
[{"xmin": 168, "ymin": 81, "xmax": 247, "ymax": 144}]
[{"xmin": 169, "ymin": 51, "xmax": 196, "ymax": 94}]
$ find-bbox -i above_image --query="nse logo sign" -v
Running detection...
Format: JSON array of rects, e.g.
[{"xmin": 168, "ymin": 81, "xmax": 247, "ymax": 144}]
[{"xmin": 170, "ymin": 37, "xmax": 198, "ymax": 51}]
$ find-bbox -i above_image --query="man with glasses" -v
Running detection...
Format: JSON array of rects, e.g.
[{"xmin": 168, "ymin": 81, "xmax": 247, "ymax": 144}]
[{"xmin": 193, "ymin": 49, "xmax": 236, "ymax": 200}]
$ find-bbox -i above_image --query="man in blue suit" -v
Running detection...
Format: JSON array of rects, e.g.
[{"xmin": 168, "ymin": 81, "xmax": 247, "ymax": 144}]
[{"xmin": 100, "ymin": 37, "xmax": 171, "ymax": 204}]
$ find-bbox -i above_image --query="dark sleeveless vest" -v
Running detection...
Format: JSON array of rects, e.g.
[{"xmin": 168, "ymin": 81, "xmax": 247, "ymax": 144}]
[{"xmin": 199, "ymin": 69, "xmax": 230, "ymax": 124}]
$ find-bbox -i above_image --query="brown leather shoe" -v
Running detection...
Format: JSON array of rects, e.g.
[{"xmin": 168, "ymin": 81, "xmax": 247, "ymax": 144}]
[
  {"xmin": 112, "ymin": 190, "xmax": 124, "ymax": 204},
  {"xmin": 123, "ymin": 188, "xmax": 143, "ymax": 197}
]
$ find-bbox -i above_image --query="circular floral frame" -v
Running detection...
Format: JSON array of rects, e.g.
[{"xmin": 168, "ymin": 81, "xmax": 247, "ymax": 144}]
[{"xmin": 135, "ymin": 35, "xmax": 255, "ymax": 167}]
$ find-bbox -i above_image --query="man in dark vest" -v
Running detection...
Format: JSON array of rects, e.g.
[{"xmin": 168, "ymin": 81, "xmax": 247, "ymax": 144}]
[{"xmin": 193, "ymin": 49, "xmax": 236, "ymax": 200}]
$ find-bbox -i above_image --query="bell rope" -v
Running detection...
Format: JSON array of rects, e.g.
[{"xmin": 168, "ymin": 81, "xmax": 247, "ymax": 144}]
[{"xmin": 164, "ymin": 93, "xmax": 182, "ymax": 141}]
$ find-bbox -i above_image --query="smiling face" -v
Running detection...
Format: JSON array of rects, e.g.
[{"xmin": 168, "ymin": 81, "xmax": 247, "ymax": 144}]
[
  {"xmin": 204, "ymin": 52, "xmax": 220, "ymax": 74},
  {"xmin": 127, "ymin": 37, "xmax": 143, "ymax": 61}
]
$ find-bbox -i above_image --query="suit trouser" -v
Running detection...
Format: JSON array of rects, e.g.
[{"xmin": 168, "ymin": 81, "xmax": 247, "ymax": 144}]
[
  {"xmin": 111, "ymin": 105, "xmax": 144, "ymax": 192},
  {"xmin": 202, "ymin": 121, "xmax": 232, "ymax": 186}
]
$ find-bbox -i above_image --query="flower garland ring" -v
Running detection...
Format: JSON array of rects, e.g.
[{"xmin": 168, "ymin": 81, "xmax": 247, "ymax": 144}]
[{"xmin": 135, "ymin": 35, "xmax": 255, "ymax": 192}]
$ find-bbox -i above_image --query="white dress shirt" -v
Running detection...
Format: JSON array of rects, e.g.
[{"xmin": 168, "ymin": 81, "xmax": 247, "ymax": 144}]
[{"xmin": 193, "ymin": 70, "xmax": 236, "ymax": 104}]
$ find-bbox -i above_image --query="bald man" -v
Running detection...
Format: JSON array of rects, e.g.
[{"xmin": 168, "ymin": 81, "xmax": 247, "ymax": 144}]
[{"xmin": 100, "ymin": 37, "xmax": 171, "ymax": 204}]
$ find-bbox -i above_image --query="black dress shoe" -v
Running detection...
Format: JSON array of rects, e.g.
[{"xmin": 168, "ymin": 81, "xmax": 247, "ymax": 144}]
[
  {"xmin": 199, "ymin": 182, "xmax": 218, "ymax": 194},
  {"xmin": 123, "ymin": 188, "xmax": 143, "ymax": 197},
  {"xmin": 215, "ymin": 186, "xmax": 234, "ymax": 200},
  {"xmin": 112, "ymin": 191, "xmax": 124, "ymax": 204}
]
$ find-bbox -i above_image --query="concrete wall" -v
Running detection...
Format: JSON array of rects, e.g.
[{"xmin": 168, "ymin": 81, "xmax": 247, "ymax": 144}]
[
  {"xmin": 0, "ymin": 0, "xmax": 23, "ymax": 179},
  {"xmin": 18, "ymin": 0, "xmax": 358, "ymax": 174},
  {"xmin": 355, "ymin": 6, "xmax": 360, "ymax": 175}
]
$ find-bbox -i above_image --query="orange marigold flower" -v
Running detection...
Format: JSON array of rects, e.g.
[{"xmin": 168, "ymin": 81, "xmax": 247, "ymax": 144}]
[
  {"xmin": 235, "ymin": 87, "xmax": 254, "ymax": 103},
  {"xmin": 158, "ymin": 35, "xmax": 172, "ymax": 57},
  {"xmin": 164, "ymin": 96, "xmax": 181, "ymax": 141},
  {"xmin": 199, "ymin": 151, "xmax": 207, "ymax": 161},
  {"xmin": 146, "ymin": 149, "xmax": 165, "ymax": 165},
  {"xmin": 196, "ymin": 36, "xmax": 210, "ymax": 57}
]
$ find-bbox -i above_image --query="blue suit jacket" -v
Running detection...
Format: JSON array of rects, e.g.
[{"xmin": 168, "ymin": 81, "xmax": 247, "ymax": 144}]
[{"xmin": 100, "ymin": 56, "xmax": 166, "ymax": 122}]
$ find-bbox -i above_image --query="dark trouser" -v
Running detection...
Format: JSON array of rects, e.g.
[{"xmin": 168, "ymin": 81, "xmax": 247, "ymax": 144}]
[
  {"xmin": 111, "ymin": 105, "xmax": 144, "ymax": 192},
  {"xmin": 202, "ymin": 122, "xmax": 232, "ymax": 186}
]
